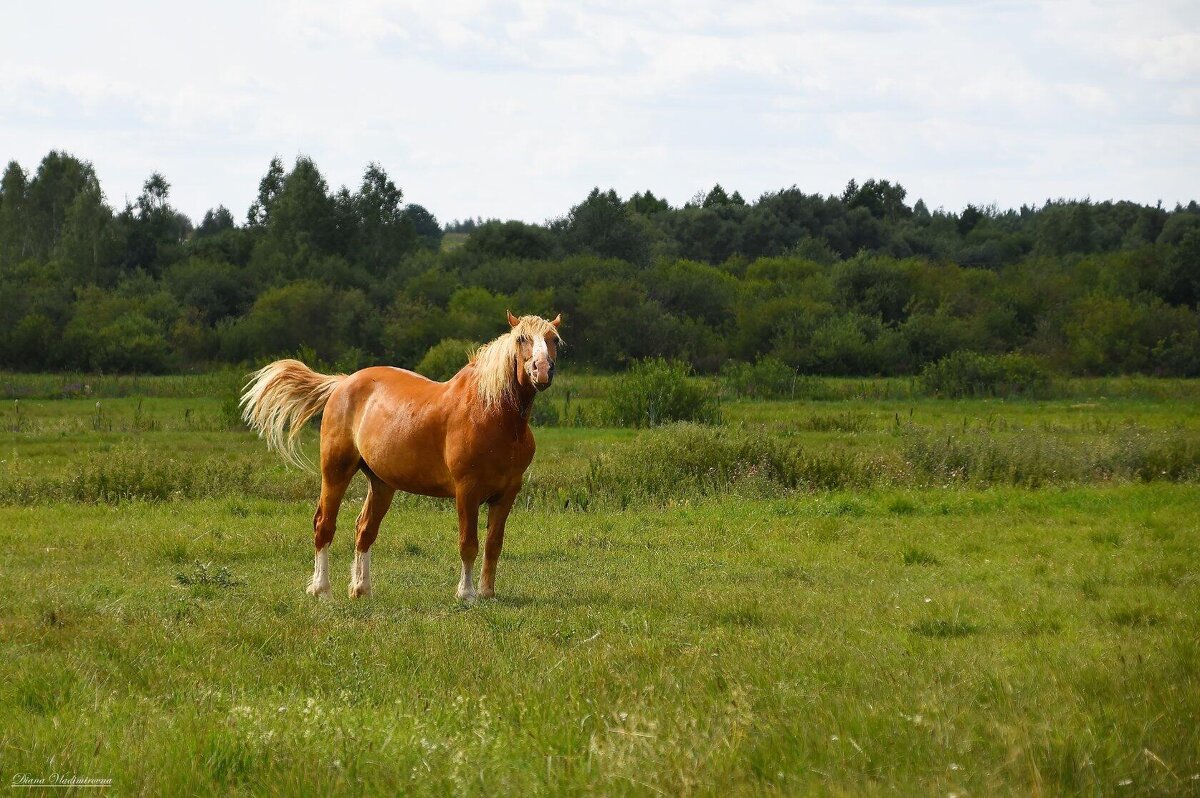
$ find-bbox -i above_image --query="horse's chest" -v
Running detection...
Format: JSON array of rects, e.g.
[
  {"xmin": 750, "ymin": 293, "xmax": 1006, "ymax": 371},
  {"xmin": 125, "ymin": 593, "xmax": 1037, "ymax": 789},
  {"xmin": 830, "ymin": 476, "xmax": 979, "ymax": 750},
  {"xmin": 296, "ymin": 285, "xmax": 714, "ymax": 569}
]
[
  {"xmin": 449, "ymin": 433, "xmax": 534, "ymax": 488},
  {"xmin": 480, "ymin": 439, "xmax": 534, "ymax": 472}
]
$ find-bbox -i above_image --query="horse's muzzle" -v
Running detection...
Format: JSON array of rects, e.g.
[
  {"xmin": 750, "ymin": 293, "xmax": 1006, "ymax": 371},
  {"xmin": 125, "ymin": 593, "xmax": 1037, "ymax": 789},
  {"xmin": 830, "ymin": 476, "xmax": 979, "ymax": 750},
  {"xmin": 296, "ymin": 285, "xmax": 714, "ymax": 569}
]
[{"xmin": 532, "ymin": 361, "xmax": 555, "ymax": 391}]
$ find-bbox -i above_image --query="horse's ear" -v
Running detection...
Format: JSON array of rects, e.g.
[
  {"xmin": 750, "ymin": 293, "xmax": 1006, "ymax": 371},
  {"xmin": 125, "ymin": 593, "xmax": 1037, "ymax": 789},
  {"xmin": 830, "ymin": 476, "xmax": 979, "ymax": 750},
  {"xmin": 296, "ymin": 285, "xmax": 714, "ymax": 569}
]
[
  {"xmin": 549, "ymin": 313, "xmax": 562, "ymax": 329},
  {"xmin": 507, "ymin": 310, "xmax": 520, "ymax": 328}
]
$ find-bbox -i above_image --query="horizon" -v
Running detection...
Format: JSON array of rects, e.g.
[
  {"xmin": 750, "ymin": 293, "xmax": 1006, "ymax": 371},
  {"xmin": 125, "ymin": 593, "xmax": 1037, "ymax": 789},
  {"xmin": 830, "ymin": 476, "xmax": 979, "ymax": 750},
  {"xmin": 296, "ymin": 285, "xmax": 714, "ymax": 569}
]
[{"xmin": 3, "ymin": 1, "xmax": 1199, "ymax": 225}]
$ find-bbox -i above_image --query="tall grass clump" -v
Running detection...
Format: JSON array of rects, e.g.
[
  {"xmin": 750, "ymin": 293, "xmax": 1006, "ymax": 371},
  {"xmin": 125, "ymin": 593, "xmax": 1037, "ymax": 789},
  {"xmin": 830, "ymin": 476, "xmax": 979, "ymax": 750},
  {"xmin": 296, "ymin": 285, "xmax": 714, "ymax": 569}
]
[
  {"xmin": 1101, "ymin": 428, "xmax": 1200, "ymax": 482},
  {"xmin": 0, "ymin": 371, "xmax": 244, "ymax": 400},
  {"xmin": 721, "ymin": 357, "xmax": 798, "ymax": 399},
  {"xmin": 531, "ymin": 424, "xmax": 881, "ymax": 508},
  {"xmin": 0, "ymin": 446, "xmax": 313, "ymax": 505},
  {"xmin": 920, "ymin": 352, "xmax": 1052, "ymax": 398},
  {"xmin": 903, "ymin": 427, "xmax": 1200, "ymax": 487},
  {"xmin": 604, "ymin": 358, "xmax": 720, "ymax": 428}
]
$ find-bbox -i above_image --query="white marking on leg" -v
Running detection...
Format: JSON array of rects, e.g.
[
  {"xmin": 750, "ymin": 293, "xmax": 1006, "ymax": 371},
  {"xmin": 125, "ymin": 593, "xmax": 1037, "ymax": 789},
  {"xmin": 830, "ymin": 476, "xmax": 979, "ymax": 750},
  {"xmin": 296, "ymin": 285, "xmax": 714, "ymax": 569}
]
[
  {"xmin": 306, "ymin": 546, "xmax": 331, "ymax": 598},
  {"xmin": 456, "ymin": 561, "xmax": 475, "ymax": 601},
  {"xmin": 349, "ymin": 549, "xmax": 371, "ymax": 598}
]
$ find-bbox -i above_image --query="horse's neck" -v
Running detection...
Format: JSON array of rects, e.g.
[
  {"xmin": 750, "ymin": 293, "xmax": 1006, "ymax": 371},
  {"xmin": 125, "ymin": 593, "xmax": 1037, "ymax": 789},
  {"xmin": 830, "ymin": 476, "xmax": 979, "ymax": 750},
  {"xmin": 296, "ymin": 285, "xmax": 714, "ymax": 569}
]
[
  {"xmin": 510, "ymin": 373, "xmax": 537, "ymax": 421},
  {"xmin": 469, "ymin": 365, "xmax": 535, "ymax": 423}
]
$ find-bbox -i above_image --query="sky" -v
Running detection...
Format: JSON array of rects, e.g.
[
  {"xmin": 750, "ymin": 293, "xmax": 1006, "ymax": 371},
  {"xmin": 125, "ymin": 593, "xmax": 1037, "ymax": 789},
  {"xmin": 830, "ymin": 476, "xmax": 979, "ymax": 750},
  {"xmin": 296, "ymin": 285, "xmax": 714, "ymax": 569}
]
[{"xmin": 2, "ymin": 1, "xmax": 1198, "ymax": 226}]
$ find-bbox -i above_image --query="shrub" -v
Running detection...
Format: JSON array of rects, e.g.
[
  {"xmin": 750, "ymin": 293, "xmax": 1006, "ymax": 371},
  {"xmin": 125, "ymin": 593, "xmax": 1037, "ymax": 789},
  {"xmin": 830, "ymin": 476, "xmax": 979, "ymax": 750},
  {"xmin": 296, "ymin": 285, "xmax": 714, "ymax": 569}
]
[
  {"xmin": 528, "ymin": 399, "xmax": 560, "ymax": 427},
  {"xmin": 920, "ymin": 351, "xmax": 1052, "ymax": 398},
  {"xmin": 721, "ymin": 357, "xmax": 798, "ymax": 399},
  {"xmin": 415, "ymin": 338, "xmax": 479, "ymax": 381},
  {"xmin": 604, "ymin": 358, "xmax": 720, "ymax": 427}
]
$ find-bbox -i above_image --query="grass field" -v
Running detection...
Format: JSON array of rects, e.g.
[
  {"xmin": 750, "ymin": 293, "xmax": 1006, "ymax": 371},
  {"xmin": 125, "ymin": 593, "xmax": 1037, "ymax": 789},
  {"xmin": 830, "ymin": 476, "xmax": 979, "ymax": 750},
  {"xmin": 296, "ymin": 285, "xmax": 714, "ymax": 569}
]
[{"xmin": 1, "ymin": 374, "xmax": 1198, "ymax": 795}]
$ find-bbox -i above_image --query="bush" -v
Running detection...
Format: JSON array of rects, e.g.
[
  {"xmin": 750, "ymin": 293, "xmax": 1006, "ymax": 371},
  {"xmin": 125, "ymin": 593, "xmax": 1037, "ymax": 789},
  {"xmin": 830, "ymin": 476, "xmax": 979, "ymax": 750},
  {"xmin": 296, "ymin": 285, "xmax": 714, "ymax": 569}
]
[
  {"xmin": 415, "ymin": 338, "xmax": 479, "ymax": 381},
  {"xmin": 604, "ymin": 358, "xmax": 720, "ymax": 427},
  {"xmin": 920, "ymin": 351, "xmax": 1052, "ymax": 398},
  {"xmin": 90, "ymin": 313, "xmax": 175, "ymax": 373},
  {"xmin": 721, "ymin": 357, "xmax": 798, "ymax": 399},
  {"xmin": 220, "ymin": 281, "xmax": 378, "ymax": 364},
  {"xmin": 528, "ymin": 399, "xmax": 560, "ymax": 427}
]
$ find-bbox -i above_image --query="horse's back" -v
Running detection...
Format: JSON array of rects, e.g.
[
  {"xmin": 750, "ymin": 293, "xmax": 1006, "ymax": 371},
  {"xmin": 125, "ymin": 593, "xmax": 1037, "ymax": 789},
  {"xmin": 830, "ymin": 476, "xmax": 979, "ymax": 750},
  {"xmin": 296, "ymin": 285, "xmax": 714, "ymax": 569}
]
[
  {"xmin": 330, "ymin": 365, "xmax": 448, "ymax": 410},
  {"xmin": 323, "ymin": 365, "xmax": 465, "ymax": 497}
]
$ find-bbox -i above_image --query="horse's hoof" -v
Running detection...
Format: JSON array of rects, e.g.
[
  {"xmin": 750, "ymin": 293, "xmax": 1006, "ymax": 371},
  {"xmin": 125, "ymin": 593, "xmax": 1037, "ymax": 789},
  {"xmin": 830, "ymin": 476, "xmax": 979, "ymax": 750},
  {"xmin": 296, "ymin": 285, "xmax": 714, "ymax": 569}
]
[
  {"xmin": 306, "ymin": 583, "xmax": 332, "ymax": 599},
  {"xmin": 478, "ymin": 588, "xmax": 495, "ymax": 600},
  {"xmin": 348, "ymin": 582, "xmax": 370, "ymax": 599},
  {"xmin": 456, "ymin": 587, "xmax": 476, "ymax": 602}
]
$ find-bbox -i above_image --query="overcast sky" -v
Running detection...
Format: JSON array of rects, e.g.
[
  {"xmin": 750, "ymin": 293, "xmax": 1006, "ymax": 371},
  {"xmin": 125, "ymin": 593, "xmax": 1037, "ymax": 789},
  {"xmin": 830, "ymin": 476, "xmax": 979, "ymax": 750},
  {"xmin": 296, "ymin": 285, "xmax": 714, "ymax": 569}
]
[{"xmin": 2, "ymin": 1, "xmax": 1198, "ymax": 225}]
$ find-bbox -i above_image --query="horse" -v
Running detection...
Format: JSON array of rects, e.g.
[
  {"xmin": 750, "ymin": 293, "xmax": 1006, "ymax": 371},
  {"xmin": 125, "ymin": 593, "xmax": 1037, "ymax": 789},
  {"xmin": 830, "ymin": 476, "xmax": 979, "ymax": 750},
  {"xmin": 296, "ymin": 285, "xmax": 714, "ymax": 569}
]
[{"xmin": 240, "ymin": 311, "xmax": 562, "ymax": 601}]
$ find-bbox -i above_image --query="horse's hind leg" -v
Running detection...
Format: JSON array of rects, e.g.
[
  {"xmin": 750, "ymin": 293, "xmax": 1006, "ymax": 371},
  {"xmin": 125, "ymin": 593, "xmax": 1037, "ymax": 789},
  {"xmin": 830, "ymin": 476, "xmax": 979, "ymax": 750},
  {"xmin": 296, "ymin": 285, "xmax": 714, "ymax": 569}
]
[
  {"xmin": 349, "ymin": 473, "xmax": 395, "ymax": 598},
  {"xmin": 307, "ymin": 443, "xmax": 358, "ymax": 598}
]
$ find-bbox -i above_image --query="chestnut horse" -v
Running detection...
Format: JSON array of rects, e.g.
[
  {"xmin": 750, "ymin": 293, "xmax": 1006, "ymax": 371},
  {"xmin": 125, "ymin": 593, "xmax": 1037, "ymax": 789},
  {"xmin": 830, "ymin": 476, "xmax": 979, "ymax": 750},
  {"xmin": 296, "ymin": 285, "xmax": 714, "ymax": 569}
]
[{"xmin": 240, "ymin": 311, "xmax": 561, "ymax": 600}]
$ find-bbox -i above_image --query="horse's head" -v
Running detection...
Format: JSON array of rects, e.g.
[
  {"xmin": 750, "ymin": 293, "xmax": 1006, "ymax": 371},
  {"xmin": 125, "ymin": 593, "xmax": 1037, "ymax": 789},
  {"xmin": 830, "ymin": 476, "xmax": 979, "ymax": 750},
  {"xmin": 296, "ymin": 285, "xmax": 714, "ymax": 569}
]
[{"xmin": 508, "ymin": 310, "xmax": 562, "ymax": 391}]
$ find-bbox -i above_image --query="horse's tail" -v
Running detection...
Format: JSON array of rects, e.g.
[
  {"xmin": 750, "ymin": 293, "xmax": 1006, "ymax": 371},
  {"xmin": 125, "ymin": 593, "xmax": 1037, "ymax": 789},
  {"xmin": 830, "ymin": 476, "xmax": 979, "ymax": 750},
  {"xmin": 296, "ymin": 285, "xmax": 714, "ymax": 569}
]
[{"xmin": 240, "ymin": 359, "xmax": 346, "ymax": 470}]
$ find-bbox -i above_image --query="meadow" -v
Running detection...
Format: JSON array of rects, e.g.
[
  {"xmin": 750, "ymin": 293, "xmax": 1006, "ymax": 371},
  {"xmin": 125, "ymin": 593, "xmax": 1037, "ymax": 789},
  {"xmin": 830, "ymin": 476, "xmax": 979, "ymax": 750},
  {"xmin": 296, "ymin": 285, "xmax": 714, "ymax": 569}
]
[{"xmin": 1, "ymin": 373, "xmax": 1198, "ymax": 795}]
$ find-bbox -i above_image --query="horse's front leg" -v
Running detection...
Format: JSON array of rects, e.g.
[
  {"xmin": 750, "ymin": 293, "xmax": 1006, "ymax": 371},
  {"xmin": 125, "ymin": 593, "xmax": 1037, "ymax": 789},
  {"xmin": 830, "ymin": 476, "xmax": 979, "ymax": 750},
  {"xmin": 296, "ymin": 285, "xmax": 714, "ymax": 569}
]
[
  {"xmin": 455, "ymin": 490, "xmax": 480, "ymax": 601},
  {"xmin": 479, "ymin": 487, "xmax": 519, "ymax": 599}
]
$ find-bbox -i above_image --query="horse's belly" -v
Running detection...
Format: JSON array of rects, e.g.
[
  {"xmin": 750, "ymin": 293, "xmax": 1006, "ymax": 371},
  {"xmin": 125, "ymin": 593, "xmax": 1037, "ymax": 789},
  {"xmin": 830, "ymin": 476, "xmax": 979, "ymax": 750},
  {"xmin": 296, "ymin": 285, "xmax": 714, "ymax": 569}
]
[
  {"xmin": 354, "ymin": 403, "xmax": 455, "ymax": 497},
  {"xmin": 359, "ymin": 439, "xmax": 454, "ymax": 497}
]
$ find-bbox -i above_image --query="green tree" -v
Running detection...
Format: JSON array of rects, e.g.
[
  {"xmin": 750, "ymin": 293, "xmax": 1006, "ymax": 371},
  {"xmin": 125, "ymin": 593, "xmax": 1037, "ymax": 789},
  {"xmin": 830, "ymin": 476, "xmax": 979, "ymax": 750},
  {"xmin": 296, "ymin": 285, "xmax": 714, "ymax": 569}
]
[
  {"xmin": 24, "ymin": 151, "xmax": 101, "ymax": 261},
  {"xmin": 464, "ymin": 220, "xmax": 557, "ymax": 260},
  {"xmin": 575, "ymin": 279, "xmax": 669, "ymax": 366},
  {"xmin": 118, "ymin": 173, "xmax": 190, "ymax": 276},
  {"xmin": 560, "ymin": 188, "xmax": 651, "ymax": 266},
  {"xmin": 843, "ymin": 179, "xmax": 910, "ymax": 222},
  {"xmin": 250, "ymin": 157, "xmax": 343, "ymax": 281},
  {"xmin": 222, "ymin": 280, "xmax": 375, "ymax": 362},
  {"xmin": 647, "ymin": 259, "xmax": 737, "ymax": 327},
  {"xmin": 354, "ymin": 162, "xmax": 416, "ymax": 273},
  {"xmin": 0, "ymin": 161, "xmax": 30, "ymax": 266},
  {"xmin": 446, "ymin": 286, "xmax": 510, "ymax": 342},
  {"xmin": 403, "ymin": 203, "xmax": 442, "ymax": 250},
  {"xmin": 57, "ymin": 181, "xmax": 115, "ymax": 285},
  {"xmin": 958, "ymin": 204, "xmax": 984, "ymax": 236},
  {"xmin": 197, "ymin": 206, "xmax": 235, "ymax": 238},
  {"xmin": 833, "ymin": 255, "xmax": 915, "ymax": 325},
  {"xmin": 415, "ymin": 338, "xmax": 479, "ymax": 380},
  {"xmin": 627, "ymin": 190, "xmax": 670, "ymax": 216},
  {"xmin": 247, "ymin": 157, "xmax": 285, "ymax": 227},
  {"xmin": 1157, "ymin": 229, "xmax": 1200, "ymax": 307},
  {"xmin": 164, "ymin": 257, "xmax": 253, "ymax": 323},
  {"xmin": 59, "ymin": 285, "xmax": 176, "ymax": 372},
  {"xmin": 703, "ymin": 184, "xmax": 731, "ymax": 207}
]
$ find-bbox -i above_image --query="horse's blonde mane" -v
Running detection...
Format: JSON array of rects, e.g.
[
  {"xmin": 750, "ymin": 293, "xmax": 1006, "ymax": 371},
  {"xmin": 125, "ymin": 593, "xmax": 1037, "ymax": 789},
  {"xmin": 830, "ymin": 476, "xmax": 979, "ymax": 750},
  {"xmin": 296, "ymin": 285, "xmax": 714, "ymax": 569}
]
[{"xmin": 470, "ymin": 315, "xmax": 562, "ymax": 410}]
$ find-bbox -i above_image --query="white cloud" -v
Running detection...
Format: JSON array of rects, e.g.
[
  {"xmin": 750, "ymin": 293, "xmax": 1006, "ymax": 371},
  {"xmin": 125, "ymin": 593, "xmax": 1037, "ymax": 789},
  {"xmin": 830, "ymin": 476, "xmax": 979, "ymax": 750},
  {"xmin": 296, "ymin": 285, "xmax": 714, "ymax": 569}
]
[{"xmin": 0, "ymin": 0, "xmax": 1196, "ymax": 224}]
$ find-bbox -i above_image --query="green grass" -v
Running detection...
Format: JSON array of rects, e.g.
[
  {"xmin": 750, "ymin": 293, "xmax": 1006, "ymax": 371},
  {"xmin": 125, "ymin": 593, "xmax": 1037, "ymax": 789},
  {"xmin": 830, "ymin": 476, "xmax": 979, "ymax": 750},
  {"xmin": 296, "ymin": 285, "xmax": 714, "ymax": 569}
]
[
  {"xmin": 1, "ymin": 375, "xmax": 1199, "ymax": 794},
  {"xmin": 2, "ymin": 487, "xmax": 1197, "ymax": 794}
]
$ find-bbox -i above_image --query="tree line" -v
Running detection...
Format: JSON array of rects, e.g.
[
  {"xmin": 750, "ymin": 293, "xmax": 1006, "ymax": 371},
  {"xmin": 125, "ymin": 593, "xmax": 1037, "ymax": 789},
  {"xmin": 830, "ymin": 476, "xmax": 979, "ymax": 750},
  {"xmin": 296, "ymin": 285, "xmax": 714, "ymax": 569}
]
[{"xmin": 1, "ymin": 150, "xmax": 1198, "ymax": 376}]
